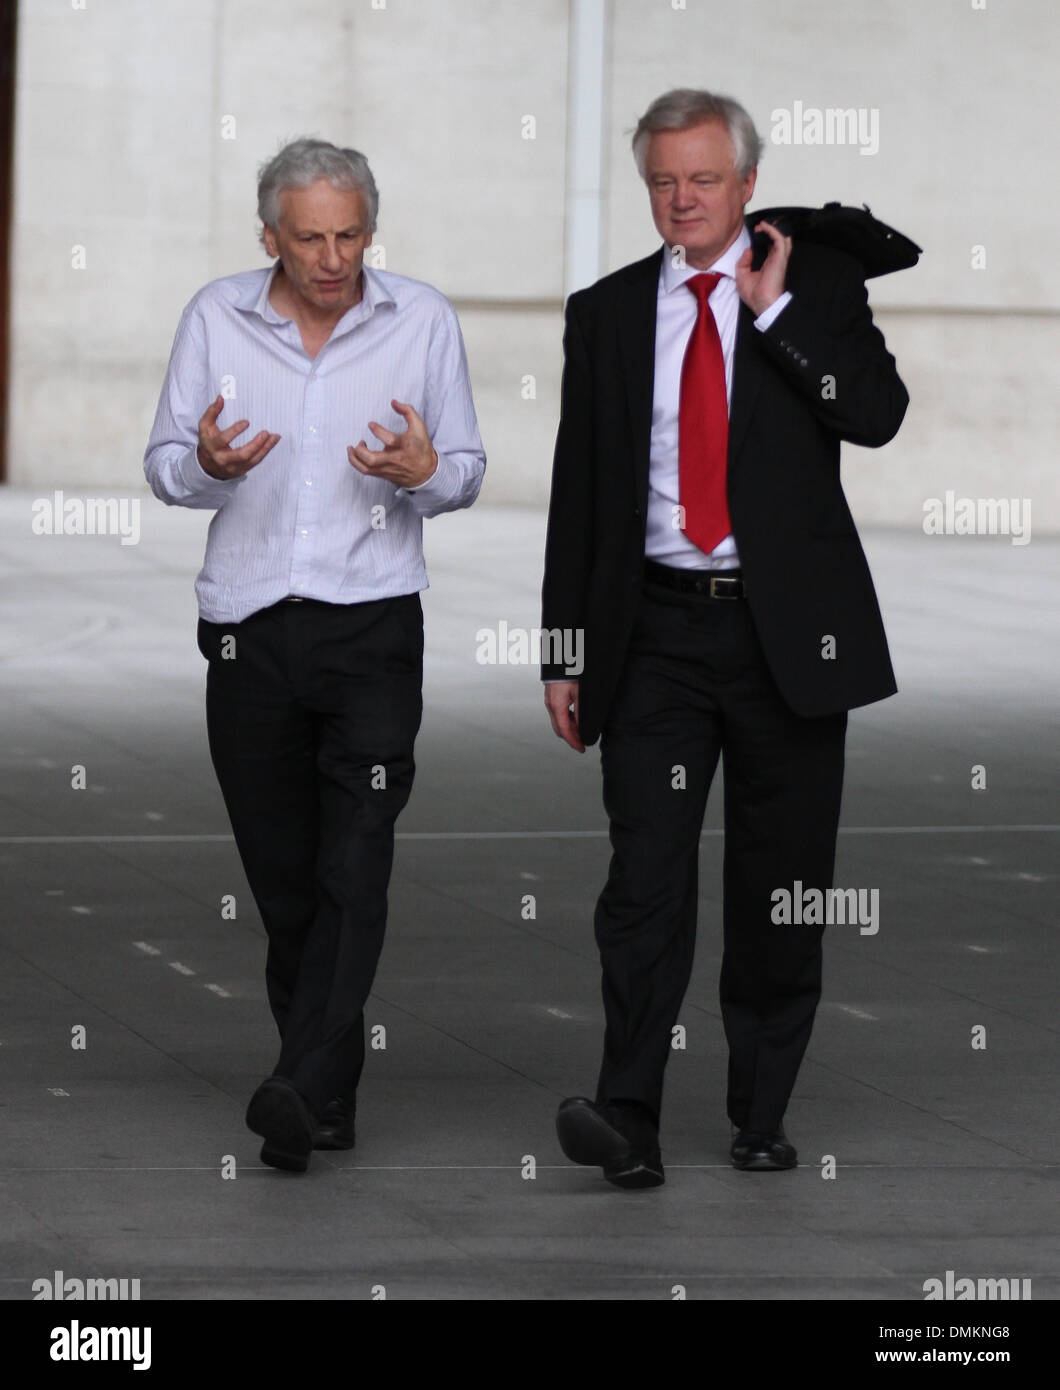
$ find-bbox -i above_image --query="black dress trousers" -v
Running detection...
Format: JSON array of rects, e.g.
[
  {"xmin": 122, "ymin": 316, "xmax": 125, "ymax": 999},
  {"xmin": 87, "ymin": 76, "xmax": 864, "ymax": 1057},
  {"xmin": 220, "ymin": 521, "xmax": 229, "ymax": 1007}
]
[
  {"xmin": 594, "ymin": 576, "xmax": 847, "ymax": 1134},
  {"xmin": 197, "ymin": 594, "xmax": 423, "ymax": 1114}
]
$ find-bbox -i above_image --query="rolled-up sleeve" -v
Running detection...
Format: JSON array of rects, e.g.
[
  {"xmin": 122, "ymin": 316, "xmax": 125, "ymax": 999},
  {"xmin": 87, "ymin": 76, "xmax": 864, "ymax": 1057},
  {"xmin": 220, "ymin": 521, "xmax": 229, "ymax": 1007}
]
[
  {"xmin": 143, "ymin": 297, "xmax": 246, "ymax": 510},
  {"xmin": 401, "ymin": 301, "xmax": 486, "ymax": 517}
]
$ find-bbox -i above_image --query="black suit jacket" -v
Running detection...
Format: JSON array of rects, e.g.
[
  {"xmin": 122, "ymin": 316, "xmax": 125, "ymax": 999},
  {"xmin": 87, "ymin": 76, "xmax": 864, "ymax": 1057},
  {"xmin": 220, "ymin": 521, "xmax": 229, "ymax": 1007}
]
[{"xmin": 541, "ymin": 221, "xmax": 909, "ymax": 747}]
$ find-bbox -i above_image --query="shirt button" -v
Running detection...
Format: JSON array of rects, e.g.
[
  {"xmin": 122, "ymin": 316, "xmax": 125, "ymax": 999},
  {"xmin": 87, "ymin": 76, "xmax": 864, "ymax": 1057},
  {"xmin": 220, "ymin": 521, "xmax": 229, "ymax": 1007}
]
[
  {"xmin": 300, "ymin": 530, "xmax": 308, "ymax": 537},
  {"xmin": 305, "ymin": 479, "xmax": 312, "ymax": 486}
]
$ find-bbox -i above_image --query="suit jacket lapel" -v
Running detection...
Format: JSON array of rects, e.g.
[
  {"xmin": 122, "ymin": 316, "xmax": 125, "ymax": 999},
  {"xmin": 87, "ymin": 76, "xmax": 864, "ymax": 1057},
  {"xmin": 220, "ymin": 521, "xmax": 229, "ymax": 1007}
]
[
  {"xmin": 728, "ymin": 300, "xmax": 765, "ymax": 470},
  {"xmin": 617, "ymin": 249, "xmax": 662, "ymax": 507},
  {"xmin": 616, "ymin": 248, "xmax": 763, "ymax": 501}
]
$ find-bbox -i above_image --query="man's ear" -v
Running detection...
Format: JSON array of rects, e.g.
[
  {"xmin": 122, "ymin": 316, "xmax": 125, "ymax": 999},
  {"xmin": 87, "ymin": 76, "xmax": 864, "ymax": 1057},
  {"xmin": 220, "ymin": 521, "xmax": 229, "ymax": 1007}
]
[
  {"xmin": 262, "ymin": 224, "xmax": 279, "ymax": 257},
  {"xmin": 742, "ymin": 166, "xmax": 758, "ymax": 206}
]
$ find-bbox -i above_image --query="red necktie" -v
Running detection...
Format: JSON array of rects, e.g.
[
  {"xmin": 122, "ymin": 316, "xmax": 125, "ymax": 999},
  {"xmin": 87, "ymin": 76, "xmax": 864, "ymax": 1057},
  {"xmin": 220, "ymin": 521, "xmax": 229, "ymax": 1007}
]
[{"xmin": 678, "ymin": 272, "xmax": 730, "ymax": 556}]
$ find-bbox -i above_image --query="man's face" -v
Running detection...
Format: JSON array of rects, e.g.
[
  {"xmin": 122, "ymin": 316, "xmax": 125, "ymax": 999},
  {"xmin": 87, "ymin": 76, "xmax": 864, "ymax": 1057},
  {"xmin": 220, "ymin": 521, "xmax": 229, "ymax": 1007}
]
[
  {"xmin": 263, "ymin": 178, "xmax": 373, "ymax": 316},
  {"xmin": 644, "ymin": 121, "xmax": 756, "ymax": 268}
]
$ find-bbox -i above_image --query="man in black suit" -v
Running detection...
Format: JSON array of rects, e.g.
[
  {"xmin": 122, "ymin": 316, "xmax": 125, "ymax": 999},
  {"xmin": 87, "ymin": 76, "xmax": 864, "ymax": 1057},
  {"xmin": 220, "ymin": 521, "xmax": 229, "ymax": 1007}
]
[{"xmin": 542, "ymin": 89, "xmax": 908, "ymax": 1187}]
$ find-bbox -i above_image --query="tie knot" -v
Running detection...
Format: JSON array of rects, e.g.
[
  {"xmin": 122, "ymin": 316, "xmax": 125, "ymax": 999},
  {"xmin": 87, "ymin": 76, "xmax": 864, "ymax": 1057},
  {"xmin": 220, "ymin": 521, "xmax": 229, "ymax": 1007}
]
[{"xmin": 687, "ymin": 272, "xmax": 722, "ymax": 302}]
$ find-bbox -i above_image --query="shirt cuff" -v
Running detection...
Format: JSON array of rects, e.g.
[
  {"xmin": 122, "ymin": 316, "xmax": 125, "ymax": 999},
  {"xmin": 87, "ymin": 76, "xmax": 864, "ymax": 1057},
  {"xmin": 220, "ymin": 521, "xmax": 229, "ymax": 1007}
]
[
  {"xmin": 176, "ymin": 445, "xmax": 242, "ymax": 500},
  {"xmin": 753, "ymin": 291, "xmax": 793, "ymax": 332},
  {"xmin": 400, "ymin": 450, "xmax": 459, "ymax": 511}
]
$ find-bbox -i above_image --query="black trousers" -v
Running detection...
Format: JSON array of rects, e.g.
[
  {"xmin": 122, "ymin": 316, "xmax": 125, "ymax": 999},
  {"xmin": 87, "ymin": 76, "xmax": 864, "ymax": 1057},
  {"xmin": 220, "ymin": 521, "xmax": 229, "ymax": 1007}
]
[
  {"xmin": 594, "ymin": 577, "xmax": 847, "ymax": 1134},
  {"xmin": 197, "ymin": 594, "xmax": 423, "ymax": 1114}
]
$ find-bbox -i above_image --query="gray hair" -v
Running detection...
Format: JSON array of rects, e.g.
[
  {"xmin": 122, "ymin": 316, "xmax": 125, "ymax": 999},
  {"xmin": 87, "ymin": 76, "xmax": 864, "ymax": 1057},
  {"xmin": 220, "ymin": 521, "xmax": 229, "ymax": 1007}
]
[
  {"xmin": 256, "ymin": 138, "xmax": 379, "ymax": 246},
  {"xmin": 632, "ymin": 89, "xmax": 763, "ymax": 180}
]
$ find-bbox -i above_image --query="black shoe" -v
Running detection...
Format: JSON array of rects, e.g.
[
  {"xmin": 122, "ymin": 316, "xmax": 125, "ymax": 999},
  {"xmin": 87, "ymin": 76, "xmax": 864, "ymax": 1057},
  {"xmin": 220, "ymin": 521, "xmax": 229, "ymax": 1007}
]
[
  {"xmin": 556, "ymin": 1097, "xmax": 665, "ymax": 1189},
  {"xmin": 245, "ymin": 1077, "xmax": 315, "ymax": 1172},
  {"xmin": 313, "ymin": 1097, "xmax": 356, "ymax": 1150},
  {"xmin": 730, "ymin": 1126, "xmax": 797, "ymax": 1171}
]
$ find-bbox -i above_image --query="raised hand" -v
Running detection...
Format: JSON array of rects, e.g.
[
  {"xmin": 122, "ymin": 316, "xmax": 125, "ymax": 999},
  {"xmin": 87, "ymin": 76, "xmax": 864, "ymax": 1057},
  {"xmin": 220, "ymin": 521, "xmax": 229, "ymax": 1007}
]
[
  {"xmin": 348, "ymin": 400, "xmax": 438, "ymax": 488},
  {"xmin": 196, "ymin": 396, "xmax": 281, "ymax": 480},
  {"xmin": 734, "ymin": 220, "xmax": 792, "ymax": 318}
]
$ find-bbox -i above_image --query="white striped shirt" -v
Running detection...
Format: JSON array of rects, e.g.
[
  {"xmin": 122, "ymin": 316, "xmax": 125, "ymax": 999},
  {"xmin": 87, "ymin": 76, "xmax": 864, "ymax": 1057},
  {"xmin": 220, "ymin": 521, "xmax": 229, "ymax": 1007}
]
[
  {"xmin": 644, "ymin": 224, "xmax": 791, "ymax": 569},
  {"xmin": 144, "ymin": 263, "xmax": 486, "ymax": 622}
]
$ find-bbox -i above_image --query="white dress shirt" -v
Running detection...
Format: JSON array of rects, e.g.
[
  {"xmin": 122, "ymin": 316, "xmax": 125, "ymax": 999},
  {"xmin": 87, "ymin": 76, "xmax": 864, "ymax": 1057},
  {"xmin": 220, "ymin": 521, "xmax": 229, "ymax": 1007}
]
[
  {"xmin": 644, "ymin": 224, "xmax": 791, "ymax": 570},
  {"xmin": 144, "ymin": 263, "xmax": 486, "ymax": 623}
]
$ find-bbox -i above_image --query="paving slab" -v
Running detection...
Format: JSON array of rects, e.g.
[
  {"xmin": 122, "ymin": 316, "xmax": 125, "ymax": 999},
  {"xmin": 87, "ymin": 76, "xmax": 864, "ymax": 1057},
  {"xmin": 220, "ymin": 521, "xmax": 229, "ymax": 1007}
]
[{"xmin": 0, "ymin": 491, "xmax": 1056, "ymax": 1301}]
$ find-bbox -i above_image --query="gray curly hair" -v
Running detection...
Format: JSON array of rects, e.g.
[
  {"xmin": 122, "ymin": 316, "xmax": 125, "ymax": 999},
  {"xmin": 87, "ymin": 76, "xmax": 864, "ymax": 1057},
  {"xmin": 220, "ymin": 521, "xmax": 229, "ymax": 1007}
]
[{"xmin": 256, "ymin": 137, "xmax": 379, "ymax": 246}]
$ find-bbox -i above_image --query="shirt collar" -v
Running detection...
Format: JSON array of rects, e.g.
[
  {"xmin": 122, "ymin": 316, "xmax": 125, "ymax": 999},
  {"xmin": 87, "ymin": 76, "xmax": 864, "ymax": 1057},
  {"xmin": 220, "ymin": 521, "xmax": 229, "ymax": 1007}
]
[
  {"xmin": 660, "ymin": 222, "xmax": 750, "ymax": 294},
  {"xmin": 235, "ymin": 261, "xmax": 396, "ymax": 331}
]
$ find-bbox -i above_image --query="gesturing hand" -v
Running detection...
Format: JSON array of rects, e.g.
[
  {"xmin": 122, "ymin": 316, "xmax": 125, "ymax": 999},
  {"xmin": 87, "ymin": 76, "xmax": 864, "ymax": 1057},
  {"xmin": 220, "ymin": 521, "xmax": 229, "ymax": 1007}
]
[
  {"xmin": 196, "ymin": 396, "xmax": 281, "ymax": 480},
  {"xmin": 348, "ymin": 400, "xmax": 438, "ymax": 488},
  {"xmin": 734, "ymin": 219, "xmax": 792, "ymax": 318}
]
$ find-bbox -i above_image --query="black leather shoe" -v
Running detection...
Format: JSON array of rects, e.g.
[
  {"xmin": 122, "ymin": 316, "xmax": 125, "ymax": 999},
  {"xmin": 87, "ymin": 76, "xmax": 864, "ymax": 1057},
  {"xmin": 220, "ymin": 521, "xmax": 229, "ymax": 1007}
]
[
  {"xmin": 245, "ymin": 1077, "xmax": 315, "ymax": 1172},
  {"xmin": 730, "ymin": 1126, "xmax": 797, "ymax": 1171},
  {"xmin": 313, "ymin": 1097, "xmax": 356, "ymax": 1150},
  {"xmin": 556, "ymin": 1097, "xmax": 664, "ymax": 1189}
]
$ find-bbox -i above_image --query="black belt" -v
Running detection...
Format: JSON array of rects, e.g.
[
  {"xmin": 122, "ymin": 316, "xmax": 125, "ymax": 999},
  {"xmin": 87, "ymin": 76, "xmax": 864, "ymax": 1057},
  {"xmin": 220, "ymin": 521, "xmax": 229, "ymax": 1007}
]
[{"xmin": 643, "ymin": 560, "xmax": 746, "ymax": 599}]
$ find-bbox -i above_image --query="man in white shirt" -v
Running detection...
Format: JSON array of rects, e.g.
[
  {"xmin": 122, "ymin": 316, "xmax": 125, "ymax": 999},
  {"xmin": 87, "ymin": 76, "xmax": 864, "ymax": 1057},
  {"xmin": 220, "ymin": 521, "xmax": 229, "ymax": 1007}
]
[{"xmin": 145, "ymin": 138, "xmax": 485, "ymax": 1172}]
